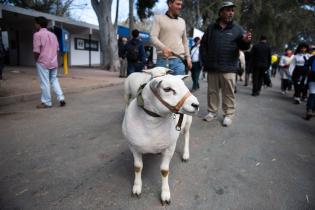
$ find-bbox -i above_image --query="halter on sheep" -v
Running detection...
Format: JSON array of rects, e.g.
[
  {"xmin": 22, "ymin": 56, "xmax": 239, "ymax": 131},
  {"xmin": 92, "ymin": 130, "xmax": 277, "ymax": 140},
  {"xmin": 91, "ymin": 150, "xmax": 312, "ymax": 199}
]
[{"xmin": 122, "ymin": 74, "xmax": 199, "ymax": 204}]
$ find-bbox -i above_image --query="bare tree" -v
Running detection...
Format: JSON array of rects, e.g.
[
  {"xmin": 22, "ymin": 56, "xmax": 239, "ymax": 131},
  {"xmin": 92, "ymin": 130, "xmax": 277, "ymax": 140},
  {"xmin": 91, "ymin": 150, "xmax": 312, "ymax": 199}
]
[
  {"xmin": 114, "ymin": 0, "xmax": 119, "ymax": 29},
  {"xmin": 129, "ymin": 0, "xmax": 134, "ymax": 37},
  {"xmin": 91, "ymin": 0, "xmax": 120, "ymax": 71}
]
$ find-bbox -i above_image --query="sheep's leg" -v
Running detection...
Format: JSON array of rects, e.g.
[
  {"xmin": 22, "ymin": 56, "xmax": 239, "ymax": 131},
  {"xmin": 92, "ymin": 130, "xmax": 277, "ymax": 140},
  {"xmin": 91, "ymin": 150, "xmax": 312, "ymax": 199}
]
[
  {"xmin": 131, "ymin": 148, "xmax": 143, "ymax": 196},
  {"xmin": 160, "ymin": 144, "xmax": 176, "ymax": 205},
  {"xmin": 182, "ymin": 115, "xmax": 192, "ymax": 162}
]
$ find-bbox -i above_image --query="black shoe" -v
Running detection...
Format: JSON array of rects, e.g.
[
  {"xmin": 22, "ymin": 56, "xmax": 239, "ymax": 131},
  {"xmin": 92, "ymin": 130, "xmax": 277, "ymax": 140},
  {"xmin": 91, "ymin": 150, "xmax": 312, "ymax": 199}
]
[
  {"xmin": 60, "ymin": 100, "xmax": 66, "ymax": 107},
  {"xmin": 305, "ymin": 114, "xmax": 312, "ymax": 120},
  {"xmin": 252, "ymin": 93, "xmax": 257, "ymax": 96}
]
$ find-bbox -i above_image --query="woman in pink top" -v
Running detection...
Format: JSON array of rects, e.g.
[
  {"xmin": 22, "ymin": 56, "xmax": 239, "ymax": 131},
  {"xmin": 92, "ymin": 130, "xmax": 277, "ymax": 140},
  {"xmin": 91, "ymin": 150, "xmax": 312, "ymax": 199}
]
[{"xmin": 33, "ymin": 16, "xmax": 66, "ymax": 108}]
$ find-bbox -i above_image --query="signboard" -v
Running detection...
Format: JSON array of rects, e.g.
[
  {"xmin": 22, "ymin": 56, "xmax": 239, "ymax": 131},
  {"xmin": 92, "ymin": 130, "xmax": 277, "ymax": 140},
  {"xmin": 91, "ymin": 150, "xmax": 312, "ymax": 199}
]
[{"xmin": 74, "ymin": 38, "xmax": 99, "ymax": 51}]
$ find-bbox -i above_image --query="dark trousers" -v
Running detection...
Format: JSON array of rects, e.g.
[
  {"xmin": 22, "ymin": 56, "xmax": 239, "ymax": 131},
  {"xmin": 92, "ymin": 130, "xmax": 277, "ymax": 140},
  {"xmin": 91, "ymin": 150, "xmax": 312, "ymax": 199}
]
[
  {"xmin": 281, "ymin": 79, "xmax": 290, "ymax": 92},
  {"xmin": 252, "ymin": 66, "xmax": 267, "ymax": 94},
  {"xmin": 0, "ymin": 62, "xmax": 4, "ymax": 80},
  {"xmin": 271, "ymin": 66, "xmax": 277, "ymax": 77},
  {"xmin": 292, "ymin": 67, "xmax": 307, "ymax": 99},
  {"xmin": 127, "ymin": 62, "xmax": 144, "ymax": 76},
  {"xmin": 307, "ymin": 94, "xmax": 315, "ymax": 110},
  {"xmin": 191, "ymin": 61, "xmax": 201, "ymax": 90}
]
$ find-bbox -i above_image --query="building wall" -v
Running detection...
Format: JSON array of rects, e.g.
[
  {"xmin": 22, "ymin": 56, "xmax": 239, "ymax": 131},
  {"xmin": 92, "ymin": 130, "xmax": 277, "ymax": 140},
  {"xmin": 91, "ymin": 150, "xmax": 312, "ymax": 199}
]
[{"xmin": 70, "ymin": 34, "xmax": 101, "ymax": 66}]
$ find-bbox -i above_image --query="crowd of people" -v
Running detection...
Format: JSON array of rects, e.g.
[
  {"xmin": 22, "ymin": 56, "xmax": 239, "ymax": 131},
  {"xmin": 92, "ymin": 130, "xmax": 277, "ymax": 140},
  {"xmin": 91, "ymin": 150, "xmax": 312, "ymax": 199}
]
[
  {"xmin": 273, "ymin": 44, "xmax": 315, "ymax": 120},
  {"xmin": 1, "ymin": 0, "xmax": 313, "ymax": 125}
]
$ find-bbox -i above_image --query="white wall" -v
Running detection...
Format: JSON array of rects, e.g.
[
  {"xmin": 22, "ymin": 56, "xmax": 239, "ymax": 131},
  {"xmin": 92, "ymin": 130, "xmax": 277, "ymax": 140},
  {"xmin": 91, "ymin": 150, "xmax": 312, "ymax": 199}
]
[{"xmin": 70, "ymin": 34, "xmax": 101, "ymax": 66}]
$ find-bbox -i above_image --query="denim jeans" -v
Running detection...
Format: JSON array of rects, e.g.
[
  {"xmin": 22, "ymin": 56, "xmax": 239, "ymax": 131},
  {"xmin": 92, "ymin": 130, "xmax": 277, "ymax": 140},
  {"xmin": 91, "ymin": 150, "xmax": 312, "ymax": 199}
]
[
  {"xmin": 127, "ymin": 62, "xmax": 144, "ymax": 76},
  {"xmin": 307, "ymin": 94, "xmax": 315, "ymax": 111},
  {"xmin": 36, "ymin": 63, "xmax": 65, "ymax": 106},
  {"xmin": 191, "ymin": 61, "xmax": 201, "ymax": 90},
  {"xmin": 156, "ymin": 58, "xmax": 185, "ymax": 75}
]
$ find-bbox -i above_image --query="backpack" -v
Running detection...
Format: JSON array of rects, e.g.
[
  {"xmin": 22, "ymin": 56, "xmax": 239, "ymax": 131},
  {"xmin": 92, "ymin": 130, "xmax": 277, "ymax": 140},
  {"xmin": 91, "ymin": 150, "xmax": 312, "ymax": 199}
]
[{"xmin": 126, "ymin": 41, "xmax": 140, "ymax": 62}]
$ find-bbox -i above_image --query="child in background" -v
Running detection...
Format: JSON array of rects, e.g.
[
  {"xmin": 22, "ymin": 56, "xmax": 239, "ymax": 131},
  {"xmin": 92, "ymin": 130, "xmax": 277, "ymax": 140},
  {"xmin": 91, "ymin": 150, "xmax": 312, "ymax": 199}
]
[{"xmin": 279, "ymin": 49, "xmax": 294, "ymax": 95}]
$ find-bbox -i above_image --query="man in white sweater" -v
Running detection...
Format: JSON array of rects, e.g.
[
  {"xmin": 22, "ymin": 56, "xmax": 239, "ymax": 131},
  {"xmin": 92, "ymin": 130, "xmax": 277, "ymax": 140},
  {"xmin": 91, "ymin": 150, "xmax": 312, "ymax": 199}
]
[{"xmin": 150, "ymin": 0, "xmax": 192, "ymax": 75}]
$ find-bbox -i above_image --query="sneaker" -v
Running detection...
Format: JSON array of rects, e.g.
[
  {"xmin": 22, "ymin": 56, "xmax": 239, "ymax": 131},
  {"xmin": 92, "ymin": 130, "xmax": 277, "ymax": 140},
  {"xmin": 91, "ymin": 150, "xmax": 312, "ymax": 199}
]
[
  {"xmin": 60, "ymin": 100, "xmax": 66, "ymax": 107},
  {"xmin": 36, "ymin": 103, "xmax": 52, "ymax": 109},
  {"xmin": 203, "ymin": 112, "xmax": 217, "ymax": 122},
  {"xmin": 293, "ymin": 99, "xmax": 301, "ymax": 104},
  {"xmin": 281, "ymin": 91, "xmax": 286, "ymax": 95},
  {"xmin": 222, "ymin": 116, "xmax": 232, "ymax": 127}
]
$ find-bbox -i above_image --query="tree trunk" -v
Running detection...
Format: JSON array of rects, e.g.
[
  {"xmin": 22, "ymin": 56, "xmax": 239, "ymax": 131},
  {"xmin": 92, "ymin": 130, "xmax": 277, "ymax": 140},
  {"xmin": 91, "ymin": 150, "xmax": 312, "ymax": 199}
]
[
  {"xmin": 91, "ymin": 0, "xmax": 120, "ymax": 71},
  {"xmin": 129, "ymin": 0, "xmax": 134, "ymax": 37},
  {"xmin": 114, "ymin": 0, "xmax": 119, "ymax": 29},
  {"xmin": 195, "ymin": 0, "xmax": 202, "ymax": 28}
]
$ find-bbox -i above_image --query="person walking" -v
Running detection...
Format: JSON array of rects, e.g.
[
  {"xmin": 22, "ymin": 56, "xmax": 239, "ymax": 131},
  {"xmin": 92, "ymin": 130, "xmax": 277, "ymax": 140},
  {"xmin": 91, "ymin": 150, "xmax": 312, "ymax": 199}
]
[
  {"xmin": 33, "ymin": 16, "xmax": 66, "ymax": 109},
  {"xmin": 200, "ymin": 1, "xmax": 252, "ymax": 126},
  {"xmin": 271, "ymin": 54, "xmax": 279, "ymax": 77},
  {"xmin": 290, "ymin": 42, "xmax": 311, "ymax": 104},
  {"xmin": 190, "ymin": 37, "xmax": 202, "ymax": 91},
  {"xmin": 279, "ymin": 49, "xmax": 294, "ymax": 95},
  {"xmin": 125, "ymin": 29, "xmax": 146, "ymax": 76},
  {"xmin": 150, "ymin": 0, "xmax": 192, "ymax": 75},
  {"xmin": 243, "ymin": 45, "xmax": 253, "ymax": 87},
  {"xmin": 250, "ymin": 35, "xmax": 271, "ymax": 96},
  {"xmin": 0, "ymin": 42, "xmax": 5, "ymax": 81},
  {"xmin": 118, "ymin": 36, "xmax": 128, "ymax": 77},
  {"xmin": 305, "ymin": 53, "xmax": 315, "ymax": 120}
]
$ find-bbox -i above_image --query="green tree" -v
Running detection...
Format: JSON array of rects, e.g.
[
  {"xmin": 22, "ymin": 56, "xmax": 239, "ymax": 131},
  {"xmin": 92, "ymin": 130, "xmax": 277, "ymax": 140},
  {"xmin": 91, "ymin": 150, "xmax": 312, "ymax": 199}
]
[{"xmin": 0, "ymin": 0, "xmax": 75, "ymax": 16}]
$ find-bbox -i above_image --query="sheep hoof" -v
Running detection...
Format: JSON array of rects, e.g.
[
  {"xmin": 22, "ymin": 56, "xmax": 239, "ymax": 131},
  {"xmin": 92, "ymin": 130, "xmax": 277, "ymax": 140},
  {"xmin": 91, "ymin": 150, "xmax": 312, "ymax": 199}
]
[
  {"xmin": 131, "ymin": 191, "xmax": 141, "ymax": 198},
  {"xmin": 132, "ymin": 185, "xmax": 142, "ymax": 197},
  {"xmin": 160, "ymin": 191, "xmax": 171, "ymax": 205},
  {"xmin": 160, "ymin": 199, "xmax": 171, "ymax": 206},
  {"xmin": 182, "ymin": 154, "xmax": 189, "ymax": 162}
]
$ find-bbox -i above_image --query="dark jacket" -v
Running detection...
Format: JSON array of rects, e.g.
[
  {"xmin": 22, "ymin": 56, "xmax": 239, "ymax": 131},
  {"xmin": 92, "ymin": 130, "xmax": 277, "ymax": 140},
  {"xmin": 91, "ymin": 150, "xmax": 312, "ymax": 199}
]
[
  {"xmin": 251, "ymin": 41, "xmax": 271, "ymax": 70},
  {"xmin": 124, "ymin": 38, "xmax": 146, "ymax": 64},
  {"xmin": 307, "ymin": 55, "xmax": 315, "ymax": 82},
  {"xmin": 200, "ymin": 20, "xmax": 250, "ymax": 73}
]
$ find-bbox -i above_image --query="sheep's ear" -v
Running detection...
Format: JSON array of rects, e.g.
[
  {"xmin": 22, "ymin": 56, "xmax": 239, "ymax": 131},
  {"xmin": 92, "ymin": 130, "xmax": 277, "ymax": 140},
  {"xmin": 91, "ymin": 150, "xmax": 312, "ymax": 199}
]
[
  {"xmin": 165, "ymin": 68, "xmax": 172, "ymax": 74},
  {"xmin": 150, "ymin": 79, "xmax": 163, "ymax": 90},
  {"xmin": 177, "ymin": 75, "xmax": 190, "ymax": 80},
  {"xmin": 142, "ymin": 69, "xmax": 152, "ymax": 74}
]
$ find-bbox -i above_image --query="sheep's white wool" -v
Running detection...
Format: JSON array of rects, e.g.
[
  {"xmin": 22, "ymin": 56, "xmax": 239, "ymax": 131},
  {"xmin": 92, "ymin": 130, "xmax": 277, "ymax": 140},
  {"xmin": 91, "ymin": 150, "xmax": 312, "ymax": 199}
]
[
  {"xmin": 124, "ymin": 67, "xmax": 171, "ymax": 104},
  {"xmin": 122, "ymin": 74, "xmax": 199, "ymax": 204}
]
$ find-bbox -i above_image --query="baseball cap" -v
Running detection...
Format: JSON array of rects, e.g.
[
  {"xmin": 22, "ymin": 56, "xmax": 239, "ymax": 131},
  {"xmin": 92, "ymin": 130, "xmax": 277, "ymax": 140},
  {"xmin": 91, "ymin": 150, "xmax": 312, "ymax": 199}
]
[{"xmin": 219, "ymin": 1, "xmax": 236, "ymax": 11}]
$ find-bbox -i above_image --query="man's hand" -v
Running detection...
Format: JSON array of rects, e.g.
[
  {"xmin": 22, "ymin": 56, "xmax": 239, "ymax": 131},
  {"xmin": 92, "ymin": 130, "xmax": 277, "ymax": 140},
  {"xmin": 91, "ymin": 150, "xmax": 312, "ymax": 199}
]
[
  {"xmin": 242, "ymin": 31, "xmax": 252, "ymax": 43},
  {"xmin": 186, "ymin": 57, "xmax": 192, "ymax": 70},
  {"xmin": 162, "ymin": 47, "xmax": 173, "ymax": 57}
]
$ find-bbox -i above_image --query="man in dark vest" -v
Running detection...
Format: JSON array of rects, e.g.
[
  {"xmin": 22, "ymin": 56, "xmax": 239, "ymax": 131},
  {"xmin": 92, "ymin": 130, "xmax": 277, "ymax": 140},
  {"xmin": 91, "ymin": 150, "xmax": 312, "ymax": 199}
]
[
  {"xmin": 251, "ymin": 35, "xmax": 271, "ymax": 96},
  {"xmin": 200, "ymin": 1, "xmax": 252, "ymax": 126}
]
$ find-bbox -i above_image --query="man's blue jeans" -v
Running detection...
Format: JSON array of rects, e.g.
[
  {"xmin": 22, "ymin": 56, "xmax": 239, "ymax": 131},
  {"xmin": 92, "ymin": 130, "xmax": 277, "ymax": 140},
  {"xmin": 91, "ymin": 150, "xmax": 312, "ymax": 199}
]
[
  {"xmin": 156, "ymin": 58, "xmax": 185, "ymax": 75},
  {"xmin": 127, "ymin": 62, "xmax": 144, "ymax": 76},
  {"xmin": 36, "ymin": 63, "xmax": 65, "ymax": 106}
]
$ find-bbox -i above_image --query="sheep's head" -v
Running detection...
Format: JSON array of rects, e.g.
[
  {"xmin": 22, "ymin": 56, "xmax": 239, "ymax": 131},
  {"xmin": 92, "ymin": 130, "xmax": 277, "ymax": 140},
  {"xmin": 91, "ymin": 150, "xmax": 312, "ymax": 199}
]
[
  {"xmin": 142, "ymin": 67, "xmax": 172, "ymax": 78},
  {"xmin": 148, "ymin": 75, "xmax": 199, "ymax": 115}
]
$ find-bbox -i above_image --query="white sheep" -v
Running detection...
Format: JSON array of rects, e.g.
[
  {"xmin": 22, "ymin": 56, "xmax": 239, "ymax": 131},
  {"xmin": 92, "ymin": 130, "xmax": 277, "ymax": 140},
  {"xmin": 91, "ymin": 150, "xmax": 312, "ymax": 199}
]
[
  {"xmin": 122, "ymin": 74, "xmax": 199, "ymax": 204},
  {"xmin": 124, "ymin": 67, "xmax": 172, "ymax": 105},
  {"xmin": 124, "ymin": 66, "xmax": 193, "ymax": 161}
]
